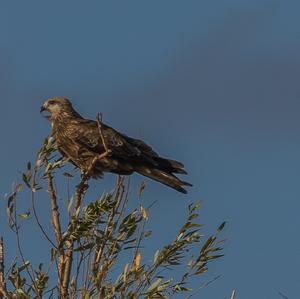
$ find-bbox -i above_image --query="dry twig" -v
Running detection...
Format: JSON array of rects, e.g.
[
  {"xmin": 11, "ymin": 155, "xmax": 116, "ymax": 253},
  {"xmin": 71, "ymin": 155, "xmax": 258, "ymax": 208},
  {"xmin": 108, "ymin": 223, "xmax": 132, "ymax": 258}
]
[
  {"xmin": 0, "ymin": 237, "xmax": 8, "ymax": 299},
  {"xmin": 230, "ymin": 289, "xmax": 236, "ymax": 299},
  {"xmin": 61, "ymin": 170, "xmax": 90, "ymax": 298}
]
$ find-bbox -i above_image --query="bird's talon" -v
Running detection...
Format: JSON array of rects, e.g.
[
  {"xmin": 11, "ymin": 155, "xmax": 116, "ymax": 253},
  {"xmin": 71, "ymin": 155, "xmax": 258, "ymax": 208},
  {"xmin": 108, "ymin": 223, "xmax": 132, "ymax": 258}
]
[{"xmin": 81, "ymin": 171, "xmax": 89, "ymax": 180}]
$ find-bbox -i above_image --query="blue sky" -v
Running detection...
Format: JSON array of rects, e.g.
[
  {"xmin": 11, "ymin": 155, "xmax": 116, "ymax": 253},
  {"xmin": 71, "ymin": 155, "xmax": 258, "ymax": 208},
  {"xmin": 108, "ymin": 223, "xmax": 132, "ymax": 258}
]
[{"xmin": 1, "ymin": 1, "xmax": 300, "ymax": 298}]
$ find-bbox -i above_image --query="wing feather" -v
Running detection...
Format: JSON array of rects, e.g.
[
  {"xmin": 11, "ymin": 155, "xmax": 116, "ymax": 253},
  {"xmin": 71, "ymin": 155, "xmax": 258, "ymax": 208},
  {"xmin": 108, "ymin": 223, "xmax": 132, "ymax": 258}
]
[{"xmin": 64, "ymin": 119, "xmax": 141, "ymax": 158}]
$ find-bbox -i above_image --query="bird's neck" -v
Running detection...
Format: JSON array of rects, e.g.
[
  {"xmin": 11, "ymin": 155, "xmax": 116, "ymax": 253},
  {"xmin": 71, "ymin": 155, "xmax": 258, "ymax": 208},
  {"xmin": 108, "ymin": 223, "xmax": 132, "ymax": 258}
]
[{"xmin": 50, "ymin": 109, "xmax": 83, "ymax": 127}]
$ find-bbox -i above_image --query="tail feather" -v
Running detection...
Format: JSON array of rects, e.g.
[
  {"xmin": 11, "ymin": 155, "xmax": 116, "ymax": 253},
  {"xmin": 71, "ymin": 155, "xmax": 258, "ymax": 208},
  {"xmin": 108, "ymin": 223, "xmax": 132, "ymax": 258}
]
[
  {"xmin": 154, "ymin": 157, "xmax": 188, "ymax": 174},
  {"xmin": 136, "ymin": 167, "xmax": 192, "ymax": 194}
]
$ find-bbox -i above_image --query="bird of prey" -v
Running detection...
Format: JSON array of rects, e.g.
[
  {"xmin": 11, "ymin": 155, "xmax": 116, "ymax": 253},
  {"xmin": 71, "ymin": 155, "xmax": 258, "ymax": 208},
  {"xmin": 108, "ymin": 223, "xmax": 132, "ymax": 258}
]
[{"xmin": 40, "ymin": 97, "xmax": 192, "ymax": 193}]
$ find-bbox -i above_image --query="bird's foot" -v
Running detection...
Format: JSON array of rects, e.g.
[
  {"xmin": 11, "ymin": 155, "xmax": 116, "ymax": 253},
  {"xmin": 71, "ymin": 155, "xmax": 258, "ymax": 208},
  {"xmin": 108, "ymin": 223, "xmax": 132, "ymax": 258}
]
[
  {"xmin": 81, "ymin": 171, "xmax": 90, "ymax": 181},
  {"xmin": 98, "ymin": 149, "xmax": 112, "ymax": 160},
  {"xmin": 77, "ymin": 175, "xmax": 89, "ymax": 190}
]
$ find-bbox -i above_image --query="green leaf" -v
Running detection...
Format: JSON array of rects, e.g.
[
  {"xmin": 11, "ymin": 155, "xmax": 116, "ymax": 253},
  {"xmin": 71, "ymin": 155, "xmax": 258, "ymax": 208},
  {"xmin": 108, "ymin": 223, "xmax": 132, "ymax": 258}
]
[
  {"xmin": 74, "ymin": 243, "xmax": 95, "ymax": 252},
  {"xmin": 18, "ymin": 261, "xmax": 30, "ymax": 272},
  {"xmin": 153, "ymin": 250, "xmax": 160, "ymax": 263},
  {"xmin": 18, "ymin": 212, "xmax": 31, "ymax": 219},
  {"xmin": 63, "ymin": 172, "xmax": 73, "ymax": 177},
  {"xmin": 217, "ymin": 221, "xmax": 226, "ymax": 233},
  {"xmin": 147, "ymin": 278, "xmax": 162, "ymax": 293},
  {"xmin": 144, "ymin": 230, "xmax": 152, "ymax": 237},
  {"xmin": 67, "ymin": 196, "xmax": 73, "ymax": 213},
  {"xmin": 22, "ymin": 173, "xmax": 32, "ymax": 189}
]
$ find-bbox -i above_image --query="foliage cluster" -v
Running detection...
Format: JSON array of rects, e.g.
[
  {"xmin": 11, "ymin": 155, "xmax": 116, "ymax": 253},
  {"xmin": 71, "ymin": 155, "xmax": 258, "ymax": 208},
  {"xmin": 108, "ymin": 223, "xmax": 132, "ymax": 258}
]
[{"xmin": 0, "ymin": 138, "xmax": 225, "ymax": 299}]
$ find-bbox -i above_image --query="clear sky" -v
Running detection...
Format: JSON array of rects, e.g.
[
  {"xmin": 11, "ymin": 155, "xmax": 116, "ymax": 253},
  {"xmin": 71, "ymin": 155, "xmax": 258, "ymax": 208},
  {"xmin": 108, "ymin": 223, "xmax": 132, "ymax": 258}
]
[{"xmin": 1, "ymin": 1, "xmax": 300, "ymax": 298}]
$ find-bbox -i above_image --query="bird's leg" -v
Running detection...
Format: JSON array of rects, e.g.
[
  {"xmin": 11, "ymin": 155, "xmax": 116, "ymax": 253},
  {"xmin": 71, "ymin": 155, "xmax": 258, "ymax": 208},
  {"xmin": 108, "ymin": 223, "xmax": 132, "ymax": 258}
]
[
  {"xmin": 80, "ymin": 171, "xmax": 89, "ymax": 182},
  {"xmin": 83, "ymin": 156, "xmax": 98, "ymax": 179},
  {"xmin": 76, "ymin": 177, "xmax": 89, "ymax": 193},
  {"xmin": 78, "ymin": 171, "xmax": 89, "ymax": 189},
  {"xmin": 84, "ymin": 149, "xmax": 112, "ymax": 179}
]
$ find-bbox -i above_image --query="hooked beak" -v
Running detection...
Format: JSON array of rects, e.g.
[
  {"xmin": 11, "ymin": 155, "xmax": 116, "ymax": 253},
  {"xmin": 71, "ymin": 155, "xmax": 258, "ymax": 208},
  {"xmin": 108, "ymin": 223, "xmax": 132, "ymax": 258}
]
[
  {"xmin": 40, "ymin": 105, "xmax": 46, "ymax": 113},
  {"xmin": 40, "ymin": 104, "xmax": 51, "ymax": 119}
]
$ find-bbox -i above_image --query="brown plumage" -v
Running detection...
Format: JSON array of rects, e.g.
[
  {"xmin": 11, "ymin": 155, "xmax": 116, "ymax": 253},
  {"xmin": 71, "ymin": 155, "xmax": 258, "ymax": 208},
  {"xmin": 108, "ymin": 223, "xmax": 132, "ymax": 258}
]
[{"xmin": 40, "ymin": 97, "xmax": 192, "ymax": 193}]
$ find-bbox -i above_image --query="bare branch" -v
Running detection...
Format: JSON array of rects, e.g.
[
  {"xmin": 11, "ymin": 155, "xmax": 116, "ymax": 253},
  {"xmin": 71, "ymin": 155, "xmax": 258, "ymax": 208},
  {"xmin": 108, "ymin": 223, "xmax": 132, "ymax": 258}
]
[
  {"xmin": 0, "ymin": 237, "xmax": 8, "ymax": 299},
  {"xmin": 62, "ymin": 176, "xmax": 89, "ymax": 298},
  {"xmin": 47, "ymin": 172, "xmax": 63, "ymax": 245}
]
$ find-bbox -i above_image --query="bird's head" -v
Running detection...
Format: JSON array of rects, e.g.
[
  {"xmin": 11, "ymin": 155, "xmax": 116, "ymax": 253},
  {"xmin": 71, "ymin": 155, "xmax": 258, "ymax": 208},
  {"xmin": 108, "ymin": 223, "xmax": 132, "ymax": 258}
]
[{"xmin": 40, "ymin": 97, "xmax": 73, "ymax": 118}]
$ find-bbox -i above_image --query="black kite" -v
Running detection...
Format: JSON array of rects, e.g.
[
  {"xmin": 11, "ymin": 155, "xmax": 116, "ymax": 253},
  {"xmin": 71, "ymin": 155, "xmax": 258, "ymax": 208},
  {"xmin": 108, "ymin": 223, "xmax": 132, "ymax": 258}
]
[{"xmin": 40, "ymin": 97, "xmax": 192, "ymax": 193}]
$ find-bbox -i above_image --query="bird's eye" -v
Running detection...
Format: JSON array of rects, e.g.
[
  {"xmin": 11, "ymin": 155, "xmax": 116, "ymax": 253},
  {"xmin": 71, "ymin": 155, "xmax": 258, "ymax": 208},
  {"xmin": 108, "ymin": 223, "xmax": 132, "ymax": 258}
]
[{"xmin": 48, "ymin": 100, "xmax": 55, "ymax": 106}]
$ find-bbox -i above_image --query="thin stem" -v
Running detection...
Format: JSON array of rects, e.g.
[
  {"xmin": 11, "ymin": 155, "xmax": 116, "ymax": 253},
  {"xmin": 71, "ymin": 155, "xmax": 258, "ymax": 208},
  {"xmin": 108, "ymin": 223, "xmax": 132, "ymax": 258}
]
[
  {"xmin": 31, "ymin": 169, "xmax": 57, "ymax": 248},
  {"xmin": 92, "ymin": 177, "xmax": 124, "ymax": 278},
  {"xmin": 14, "ymin": 188, "xmax": 41, "ymax": 298},
  {"xmin": 46, "ymin": 171, "xmax": 65, "ymax": 298},
  {"xmin": 185, "ymin": 275, "xmax": 222, "ymax": 299}
]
